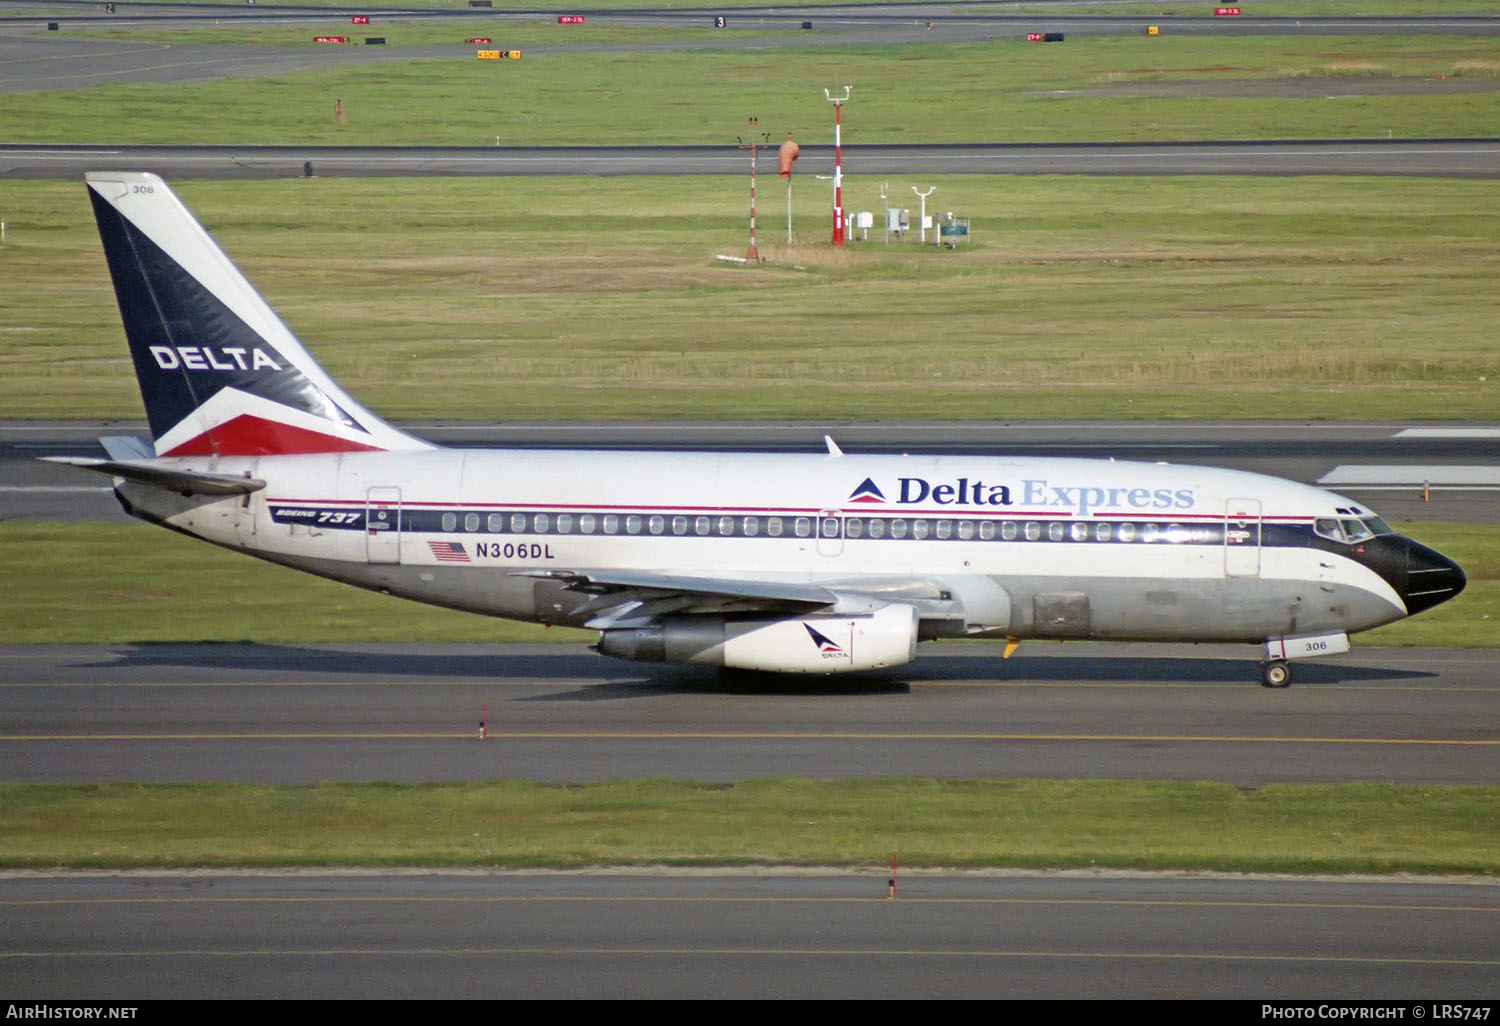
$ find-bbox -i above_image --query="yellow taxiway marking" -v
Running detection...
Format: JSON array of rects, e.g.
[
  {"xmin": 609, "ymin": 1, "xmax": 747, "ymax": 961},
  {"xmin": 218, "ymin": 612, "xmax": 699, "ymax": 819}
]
[{"xmin": 1, "ymin": 731, "xmax": 1496, "ymax": 745}]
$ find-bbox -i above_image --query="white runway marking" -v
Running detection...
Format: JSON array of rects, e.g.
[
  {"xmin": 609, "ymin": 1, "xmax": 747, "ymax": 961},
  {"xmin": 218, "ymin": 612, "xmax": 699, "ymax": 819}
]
[
  {"xmin": 1320, "ymin": 465, "xmax": 1500, "ymax": 486},
  {"xmin": 1395, "ymin": 428, "xmax": 1500, "ymax": 439}
]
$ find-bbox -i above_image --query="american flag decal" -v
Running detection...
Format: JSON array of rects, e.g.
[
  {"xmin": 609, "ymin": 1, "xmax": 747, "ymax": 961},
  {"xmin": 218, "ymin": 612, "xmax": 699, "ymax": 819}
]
[{"xmin": 428, "ymin": 540, "xmax": 471, "ymax": 563}]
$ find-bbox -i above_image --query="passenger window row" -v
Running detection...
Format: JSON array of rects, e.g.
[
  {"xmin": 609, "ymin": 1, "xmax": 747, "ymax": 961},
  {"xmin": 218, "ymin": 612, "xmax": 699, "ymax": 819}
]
[{"xmin": 427, "ymin": 511, "xmax": 1231, "ymax": 544}]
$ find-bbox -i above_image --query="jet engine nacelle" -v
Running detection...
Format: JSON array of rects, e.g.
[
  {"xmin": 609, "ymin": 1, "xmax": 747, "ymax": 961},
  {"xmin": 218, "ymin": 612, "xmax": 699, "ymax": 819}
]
[{"xmin": 597, "ymin": 603, "xmax": 920, "ymax": 674}]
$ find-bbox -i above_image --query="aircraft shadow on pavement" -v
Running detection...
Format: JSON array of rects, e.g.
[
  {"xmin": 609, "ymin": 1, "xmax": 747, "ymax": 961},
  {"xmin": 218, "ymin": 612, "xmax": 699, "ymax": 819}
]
[
  {"xmin": 83, "ymin": 643, "xmax": 911, "ymax": 698},
  {"xmin": 86, "ymin": 643, "xmax": 1435, "ymax": 698},
  {"xmin": 908, "ymin": 654, "xmax": 1436, "ymax": 686}
]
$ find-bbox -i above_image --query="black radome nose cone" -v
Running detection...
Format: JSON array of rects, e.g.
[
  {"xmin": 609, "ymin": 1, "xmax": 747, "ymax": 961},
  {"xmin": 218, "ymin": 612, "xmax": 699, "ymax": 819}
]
[{"xmin": 1402, "ymin": 540, "xmax": 1466, "ymax": 616}]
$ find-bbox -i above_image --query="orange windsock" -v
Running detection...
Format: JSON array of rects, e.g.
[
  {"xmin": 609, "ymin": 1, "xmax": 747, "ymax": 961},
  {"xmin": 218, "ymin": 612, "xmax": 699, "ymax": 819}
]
[{"xmin": 778, "ymin": 136, "xmax": 800, "ymax": 177}]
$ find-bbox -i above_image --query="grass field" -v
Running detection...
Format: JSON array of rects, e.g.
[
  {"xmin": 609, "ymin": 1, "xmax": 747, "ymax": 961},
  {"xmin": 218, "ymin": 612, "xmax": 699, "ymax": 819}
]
[
  {"xmin": 3, "ymin": 779, "xmax": 1496, "ymax": 874},
  {"xmin": 3, "ymin": 175, "xmax": 1497, "ymax": 422},
  {"xmin": 6, "ymin": 34, "xmax": 1498, "ymax": 145},
  {"xmin": 1, "ymin": 520, "xmax": 1490, "ymax": 645}
]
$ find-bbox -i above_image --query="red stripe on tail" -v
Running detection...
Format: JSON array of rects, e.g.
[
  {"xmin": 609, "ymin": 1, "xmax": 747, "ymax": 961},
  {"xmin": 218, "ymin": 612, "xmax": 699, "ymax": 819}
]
[{"xmin": 159, "ymin": 414, "xmax": 386, "ymax": 457}]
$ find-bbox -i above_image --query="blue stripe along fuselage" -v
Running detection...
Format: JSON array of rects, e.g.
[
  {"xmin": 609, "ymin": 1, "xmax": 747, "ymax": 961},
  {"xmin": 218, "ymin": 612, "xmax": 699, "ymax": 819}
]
[
  {"xmin": 266, "ymin": 501, "xmax": 1463, "ymax": 613},
  {"xmin": 271, "ymin": 501, "xmax": 1330, "ymax": 549}
]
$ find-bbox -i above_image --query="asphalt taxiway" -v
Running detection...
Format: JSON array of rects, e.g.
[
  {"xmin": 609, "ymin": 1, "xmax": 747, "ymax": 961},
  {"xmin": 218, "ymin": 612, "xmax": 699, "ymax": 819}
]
[
  {"xmin": 4, "ymin": 641, "xmax": 1497, "ymax": 785},
  {"xmin": 6, "ymin": 870, "xmax": 1498, "ymax": 998},
  {"xmin": 6, "ymin": 139, "xmax": 1499, "ymax": 178}
]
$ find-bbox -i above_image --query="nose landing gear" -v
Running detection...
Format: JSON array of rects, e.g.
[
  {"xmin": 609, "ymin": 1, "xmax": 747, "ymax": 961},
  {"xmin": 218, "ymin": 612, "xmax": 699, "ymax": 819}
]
[{"xmin": 1261, "ymin": 660, "xmax": 1291, "ymax": 688}]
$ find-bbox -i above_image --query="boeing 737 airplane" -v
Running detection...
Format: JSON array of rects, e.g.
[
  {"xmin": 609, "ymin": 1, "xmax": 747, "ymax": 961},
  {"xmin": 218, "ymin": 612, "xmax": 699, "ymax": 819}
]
[{"xmin": 48, "ymin": 173, "xmax": 1466, "ymax": 687}]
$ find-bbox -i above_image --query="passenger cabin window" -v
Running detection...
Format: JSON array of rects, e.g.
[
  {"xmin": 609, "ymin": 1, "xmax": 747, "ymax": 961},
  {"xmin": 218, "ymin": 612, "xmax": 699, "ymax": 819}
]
[
  {"xmin": 744, "ymin": 517, "xmax": 759, "ymax": 537},
  {"xmin": 579, "ymin": 514, "xmax": 596, "ymax": 534},
  {"xmin": 556, "ymin": 514, "xmax": 573, "ymax": 534},
  {"xmin": 488, "ymin": 514, "xmax": 504, "ymax": 533},
  {"xmin": 867, "ymin": 519, "xmax": 886, "ymax": 539},
  {"xmin": 794, "ymin": 518, "xmax": 811, "ymax": 538},
  {"xmin": 464, "ymin": 513, "xmax": 479, "ymax": 533},
  {"xmin": 511, "ymin": 513, "xmax": 526, "ymax": 533},
  {"xmin": 603, "ymin": 515, "xmax": 619, "ymax": 535},
  {"xmin": 441, "ymin": 513, "xmax": 457, "ymax": 532},
  {"xmin": 533, "ymin": 513, "xmax": 549, "ymax": 533}
]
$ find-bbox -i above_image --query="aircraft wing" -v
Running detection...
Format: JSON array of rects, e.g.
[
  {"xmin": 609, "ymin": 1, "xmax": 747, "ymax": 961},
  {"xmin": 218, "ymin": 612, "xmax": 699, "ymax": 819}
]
[
  {"xmin": 519, "ymin": 569, "xmax": 844, "ymax": 628},
  {"xmin": 41, "ymin": 457, "xmax": 266, "ymax": 497}
]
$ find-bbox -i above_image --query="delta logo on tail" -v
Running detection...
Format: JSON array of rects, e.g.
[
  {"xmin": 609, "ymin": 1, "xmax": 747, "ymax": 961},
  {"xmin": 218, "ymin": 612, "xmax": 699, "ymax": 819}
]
[
  {"xmin": 804, "ymin": 623, "xmax": 849, "ymax": 660},
  {"xmin": 85, "ymin": 174, "xmax": 429, "ymax": 460}
]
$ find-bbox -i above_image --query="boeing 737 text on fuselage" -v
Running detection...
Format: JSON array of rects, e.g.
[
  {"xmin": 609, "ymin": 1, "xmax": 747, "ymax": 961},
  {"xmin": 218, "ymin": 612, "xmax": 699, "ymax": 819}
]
[{"xmin": 47, "ymin": 174, "xmax": 1466, "ymax": 687}]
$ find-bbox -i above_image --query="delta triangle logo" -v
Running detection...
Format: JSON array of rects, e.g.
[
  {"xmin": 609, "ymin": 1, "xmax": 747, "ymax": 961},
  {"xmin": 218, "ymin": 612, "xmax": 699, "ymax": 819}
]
[
  {"xmin": 848, "ymin": 477, "xmax": 886, "ymax": 504},
  {"xmin": 804, "ymin": 623, "xmax": 847, "ymax": 657}
]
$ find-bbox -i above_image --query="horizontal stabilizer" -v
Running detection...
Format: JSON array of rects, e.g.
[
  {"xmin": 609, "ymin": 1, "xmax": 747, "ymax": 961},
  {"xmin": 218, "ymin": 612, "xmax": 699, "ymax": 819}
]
[
  {"xmin": 42, "ymin": 457, "xmax": 265, "ymax": 497},
  {"xmin": 100, "ymin": 436, "xmax": 155, "ymax": 460}
]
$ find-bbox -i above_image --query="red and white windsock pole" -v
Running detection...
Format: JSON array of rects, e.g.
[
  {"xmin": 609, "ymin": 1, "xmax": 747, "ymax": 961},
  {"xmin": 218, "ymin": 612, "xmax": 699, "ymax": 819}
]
[
  {"xmin": 742, "ymin": 116, "xmax": 761, "ymax": 261},
  {"xmin": 824, "ymin": 86, "xmax": 851, "ymax": 247}
]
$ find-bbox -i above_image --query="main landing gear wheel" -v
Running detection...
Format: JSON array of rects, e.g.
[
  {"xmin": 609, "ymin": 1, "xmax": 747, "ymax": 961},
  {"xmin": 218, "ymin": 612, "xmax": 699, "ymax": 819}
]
[{"xmin": 1261, "ymin": 660, "xmax": 1292, "ymax": 688}]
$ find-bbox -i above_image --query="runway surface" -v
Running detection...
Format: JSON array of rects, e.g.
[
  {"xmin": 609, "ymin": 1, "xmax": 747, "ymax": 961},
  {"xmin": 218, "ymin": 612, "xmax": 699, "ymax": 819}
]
[
  {"xmin": 7, "ymin": 138, "xmax": 1500, "ymax": 178},
  {"xmin": 9, "ymin": 420, "xmax": 1499, "ymax": 523},
  {"xmin": 4, "ymin": 641, "xmax": 1497, "ymax": 785},
  {"xmin": 6, "ymin": 870, "xmax": 1499, "ymax": 998}
]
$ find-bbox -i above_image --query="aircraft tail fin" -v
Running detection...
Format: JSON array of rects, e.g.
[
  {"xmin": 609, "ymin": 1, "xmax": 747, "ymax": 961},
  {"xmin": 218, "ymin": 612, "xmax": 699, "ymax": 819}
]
[{"xmin": 85, "ymin": 172, "xmax": 431, "ymax": 458}]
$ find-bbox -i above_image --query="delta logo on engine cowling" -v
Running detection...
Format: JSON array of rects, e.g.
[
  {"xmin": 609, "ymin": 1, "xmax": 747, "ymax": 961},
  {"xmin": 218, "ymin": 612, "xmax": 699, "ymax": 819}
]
[
  {"xmin": 804, "ymin": 624, "xmax": 848, "ymax": 660},
  {"xmin": 848, "ymin": 476, "xmax": 1195, "ymax": 515}
]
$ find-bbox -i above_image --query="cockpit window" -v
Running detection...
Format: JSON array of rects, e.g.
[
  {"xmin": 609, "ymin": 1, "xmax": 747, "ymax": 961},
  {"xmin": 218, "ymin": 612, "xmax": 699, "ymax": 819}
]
[
  {"xmin": 1314, "ymin": 518, "xmax": 1344, "ymax": 542},
  {"xmin": 1315, "ymin": 516, "xmax": 1394, "ymax": 544}
]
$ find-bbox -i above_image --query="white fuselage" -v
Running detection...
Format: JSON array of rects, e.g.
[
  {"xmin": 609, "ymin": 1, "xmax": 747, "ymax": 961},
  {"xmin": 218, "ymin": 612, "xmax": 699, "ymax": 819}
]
[{"xmin": 118, "ymin": 449, "xmax": 1408, "ymax": 646}]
